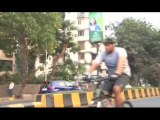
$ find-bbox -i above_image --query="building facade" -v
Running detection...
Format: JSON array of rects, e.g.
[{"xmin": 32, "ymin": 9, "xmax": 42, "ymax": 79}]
[
  {"xmin": 0, "ymin": 50, "xmax": 16, "ymax": 75},
  {"xmin": 35, "ymin": 12, "xmax": 108, "ymax": 77},
  {"xmin": 65, "ymin": 12, "xmax": 107, "ymax": 75}
]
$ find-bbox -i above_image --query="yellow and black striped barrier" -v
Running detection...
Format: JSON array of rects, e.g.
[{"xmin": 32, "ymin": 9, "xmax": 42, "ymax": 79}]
[
  {"xmin": 34, "ymin": 87, "xmax": 160, "ymax": 107},
  {"xmin": 34, "ymin": 92, "xmax": 96, "ymax": 107},
  {"xmin": 121, "ymin": 87, "xmax": 160, "ymax": 101}
]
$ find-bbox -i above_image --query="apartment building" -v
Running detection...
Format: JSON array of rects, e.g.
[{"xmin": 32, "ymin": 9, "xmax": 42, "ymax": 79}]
[
  {"xmin": 35, "ymin": 12, "xmax": 108, "ymax": 77},
  {"xmin": 65, "ymin": 12, "xmax": 107, "ymax": 75},
  {"xmin": 0, "ymin": 50, "xmax": 16, "ymax": 75}
]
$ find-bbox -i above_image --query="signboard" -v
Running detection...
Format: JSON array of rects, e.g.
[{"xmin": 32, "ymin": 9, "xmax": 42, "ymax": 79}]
[{"xmin": 89, "ymin": 12, "xmax": 103, "ymax": 43}]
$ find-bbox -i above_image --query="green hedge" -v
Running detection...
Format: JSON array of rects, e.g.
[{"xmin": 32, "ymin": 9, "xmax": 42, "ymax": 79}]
[{"xmin": 0, "ymin": 72, "xmax": 45, "ymax": 85}]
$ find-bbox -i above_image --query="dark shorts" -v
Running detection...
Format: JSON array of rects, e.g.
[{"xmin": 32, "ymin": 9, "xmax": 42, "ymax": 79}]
[{"xmin": 101, "ymin": 74, "xmax": 130, "ymax": 94}]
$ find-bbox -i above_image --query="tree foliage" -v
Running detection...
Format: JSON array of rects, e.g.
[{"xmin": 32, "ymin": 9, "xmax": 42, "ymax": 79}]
[
  {"xmin": 109, "ymin": 18, "xmax": 160, "ymax": 86},
  {"xmin": 50, "ymin": 12, "xmax": 81, "ymax": 79},
  {"xmin": 54, "ymin": 55, "xmax": 85, "ymax": 81},
  {"xmin": 143, "ymin": 63, "xmax": 160, "ymax": 87},
  {"xmin": 0, "ymin": 12, "xmax": 62, "ymax": 96}
]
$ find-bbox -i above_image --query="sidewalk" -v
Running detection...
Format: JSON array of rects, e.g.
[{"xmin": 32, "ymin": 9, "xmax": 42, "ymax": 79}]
[
  {"xmin": 0, "ymin": 96, "xmax": 15, "ymax": 102},
  {"xmin": 0, "ymin": 94, "xmax": 35, "ymax": 102}
]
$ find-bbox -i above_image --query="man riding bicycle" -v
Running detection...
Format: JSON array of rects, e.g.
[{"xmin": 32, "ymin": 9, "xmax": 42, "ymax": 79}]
[{"xmin": 87, "ymin": 37, "xmax": 131, "ymax": 107}]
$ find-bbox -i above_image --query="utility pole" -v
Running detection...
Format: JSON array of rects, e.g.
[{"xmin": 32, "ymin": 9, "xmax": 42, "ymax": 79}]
[
  {"xmin": 96, "ymin": 43, "xmax": 100, "ymax": 77},
  {"xmin": 44, "ymin": 45, "xmax": 47, "ymax": 82}
]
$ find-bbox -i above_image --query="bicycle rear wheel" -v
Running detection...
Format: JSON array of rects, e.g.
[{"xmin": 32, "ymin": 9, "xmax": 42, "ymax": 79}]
[
  {"xmin": 89, "ymin": 99, "xmax": 109, "ymax": 108},
  {"xmin": 122, "ymin": 101, "xmax": 133, "ymax": 108}
]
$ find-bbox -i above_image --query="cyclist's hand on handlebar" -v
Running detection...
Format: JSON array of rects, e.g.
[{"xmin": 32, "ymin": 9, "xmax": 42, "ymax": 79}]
[{"xmin": 110, "ymin": 73, "xmax": 120, "ymax": 80}]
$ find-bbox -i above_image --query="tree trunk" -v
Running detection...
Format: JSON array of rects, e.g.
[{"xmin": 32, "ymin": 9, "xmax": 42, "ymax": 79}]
[
  {"xmin": 137, "ymin": 73, "xmax": 141, "ymax": 86},
  {"xmin": 133, "ymin": 74, "xmax": 139, "ymax": 86},
  {"xmin": 18, "ymin": 40, "xmax": 29, "ymax": 98},
  {"xmin": 51, "ymin": 44, "xmax": 68, "ymax": 79}
]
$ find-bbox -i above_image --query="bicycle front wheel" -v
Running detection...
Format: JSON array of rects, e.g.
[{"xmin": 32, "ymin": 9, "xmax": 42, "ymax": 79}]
[{"xmin": 122, "ymin": 101, "xmax": 133, "ymax": 108}]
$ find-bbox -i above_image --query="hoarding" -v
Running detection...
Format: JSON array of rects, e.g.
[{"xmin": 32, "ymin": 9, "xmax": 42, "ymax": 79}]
[{"xmin": 89, "ymin": 12, "xmax": 103, "ymax": 43}]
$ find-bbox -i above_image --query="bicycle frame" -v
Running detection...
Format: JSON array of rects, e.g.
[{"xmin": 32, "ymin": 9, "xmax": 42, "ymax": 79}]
[{"xmin": 87, "ymin": 78, "xmax": 133, "ymax": 108}]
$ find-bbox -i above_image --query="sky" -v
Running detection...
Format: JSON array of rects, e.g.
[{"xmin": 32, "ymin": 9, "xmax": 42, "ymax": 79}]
[
  {"xmin": 103, "ymin": 12, "xmax": 160, "ymax": 36},
  {"xmin": 66, "ymin": 12, "xmax": 160, "ymax": 36},
  {"xmin": 103, "ymin": 12, "xmax": 160, "ymax": 28}
]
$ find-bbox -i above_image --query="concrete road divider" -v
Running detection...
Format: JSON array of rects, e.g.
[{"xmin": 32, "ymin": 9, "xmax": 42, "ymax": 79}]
[
  {"xmin": 35, "ymin": 88, "xmax": 160, "ymax": 107},
  {"xmin": 0, "ymin": 102, "xmax": 44, "ymax": 108},
  {"xmin": 121, "ymin": 87, "xmax": 160, "ymax": 101},
  {"xmin": 35, "ymin": 92, "xmax": 96, "ymax": 107},
  {"xmin": 2, "ymin": 87, "xmax": 160, "ymax": 108}
]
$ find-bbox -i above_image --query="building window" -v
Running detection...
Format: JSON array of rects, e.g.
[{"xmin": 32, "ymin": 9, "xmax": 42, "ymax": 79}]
[
  {"xmin": 78, "ymin": 20, "xmax": 81, "ymax": 25},
  {"xmin": 78, "ymin": 52, "xmax": 84, "ymax": 60},
  {"xmin": 78, "ymin": 41, "xmax": 85, "ymax": 50},
  {"xmin": 0, "ymin": 60, "xmax": 12, "ymax": 72},
  {"xmin": 78, "ymin": 30, "xmax": 84, "ymax": 36},
  {"xmin": 78, "ymin": 12, "xmax": 85, "ymax": 18}
]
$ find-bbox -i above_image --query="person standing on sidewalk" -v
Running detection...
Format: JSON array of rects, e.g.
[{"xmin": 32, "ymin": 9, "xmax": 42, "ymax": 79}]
[{"xmin": 8, "ymin": 81, "xmax": 14, "ymax": 97}]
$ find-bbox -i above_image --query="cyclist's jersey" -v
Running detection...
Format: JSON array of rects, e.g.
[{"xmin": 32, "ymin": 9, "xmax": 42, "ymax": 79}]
[{"xmin": 94, "ymin": 47, "xmax": 131, "ymax": 77}]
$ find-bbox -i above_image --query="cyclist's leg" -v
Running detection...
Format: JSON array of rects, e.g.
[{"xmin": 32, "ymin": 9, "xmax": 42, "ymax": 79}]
[
  {"xmin": 101, "ymin": 80, "xmax": 114, "ymax": 106},
  {"xmin": 113, "ymin": 74, "xmax": 130, "ymax": 107}
]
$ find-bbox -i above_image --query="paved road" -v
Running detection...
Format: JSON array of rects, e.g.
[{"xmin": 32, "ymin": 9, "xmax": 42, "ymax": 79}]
[
  {"xmin": 130, "ymin": 97, "xmax": 160, "ymax": 107},
  {"xmin": 0, "ymin": 98, "xmax": 34, "ymax": 106},
  {"xmin": 0, "ymin": 96, "xmax": 160, "ymax": 107},
  {"xmin": 87, "ymin": 97, "xmax": 160, "ymax": 108}
]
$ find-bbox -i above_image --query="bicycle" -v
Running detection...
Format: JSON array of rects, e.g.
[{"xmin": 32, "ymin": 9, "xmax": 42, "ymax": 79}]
[{"xmin": 85, "ymin": 76, "xmax": 133, "ymax": 108}]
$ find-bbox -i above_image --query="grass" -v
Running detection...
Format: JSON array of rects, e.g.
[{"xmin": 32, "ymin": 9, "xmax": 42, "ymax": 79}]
[{"xmin": 125, "ymin": 86, "xmax": 154, "ymax": 90}]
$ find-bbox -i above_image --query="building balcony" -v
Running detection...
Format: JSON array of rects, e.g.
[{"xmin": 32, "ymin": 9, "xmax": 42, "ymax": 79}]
[
  {"xmin": 77, "ymin": 25, "xmax": 89, "ymax": 30},
  {"xmin": 77, "ymin": 12, "xmax": 88, "ymax": 18},
  {"xmin": 77, "ymin": 36, "xmax": 89, "ymax": 41}
]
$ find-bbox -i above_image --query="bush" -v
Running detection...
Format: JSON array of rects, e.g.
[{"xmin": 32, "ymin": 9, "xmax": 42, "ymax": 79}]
[
  {"xmin": 0, "ymin": 72, "xmax": 21, "ymax": 85},
  {"xmin": 28, "ymin": 75, "xmax": 45, "ymax": 84},
  {"xmin": 0, "ymin": 72, "xmax": 45, "ymax": 85}
]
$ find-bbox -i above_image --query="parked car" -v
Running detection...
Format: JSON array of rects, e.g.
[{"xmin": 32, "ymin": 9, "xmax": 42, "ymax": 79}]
[
  {"xmin": 39, "ymin": 81, "xmax": 50, "ymax": 94},
  {"xmin": 39, "ymin": 80, "xmax": 80, "ymax": 94}
]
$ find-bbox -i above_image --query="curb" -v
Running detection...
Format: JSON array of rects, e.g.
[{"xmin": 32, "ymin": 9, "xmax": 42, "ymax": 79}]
[{"xmin": 0, "ymin": 97, "xmax": 15, "ymax": 102}]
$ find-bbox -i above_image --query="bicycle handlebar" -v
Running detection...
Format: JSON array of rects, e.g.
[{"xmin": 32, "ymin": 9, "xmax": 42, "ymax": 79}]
[{"xmin": 83, "ymin": 76, "xmax": 110, "ymax": 83}]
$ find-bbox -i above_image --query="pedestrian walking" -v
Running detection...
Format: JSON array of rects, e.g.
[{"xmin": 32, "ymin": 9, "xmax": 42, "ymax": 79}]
[{"xmin": 8, "ymin": 81, "xmax": 14, "ymax": 97}]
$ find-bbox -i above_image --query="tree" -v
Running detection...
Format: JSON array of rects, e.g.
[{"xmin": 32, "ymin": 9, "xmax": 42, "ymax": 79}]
[
  {"xmin": 50, "ymin": 13, "xmax": 80, "ymax": 79},
  {"xmin": 143, "ymin": 63, "xmax": 160, "ymax": 87},
  {"xmin": 109, "ymin": 18, "xmax": 160, "ymax": 86},
  {"xmin": 0, "ymin": 12, "xmax": 62, "ymax": 97},
  {"xmin": 54, "ymin": 56, "xmax": 85, "ymax": 81}
]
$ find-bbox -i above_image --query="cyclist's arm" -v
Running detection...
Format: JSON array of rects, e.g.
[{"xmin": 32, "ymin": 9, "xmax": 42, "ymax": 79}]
[
  {"xmin": 88, "ymin": 52, "xmax": 104, "ymax": 74},
  {"xmin": 88, "ymin": 61, "xmax": 100, "ymax": 74},
  {"xmin": 114, "ymin": 48, "xmax": 127, "ymax": 75}
]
